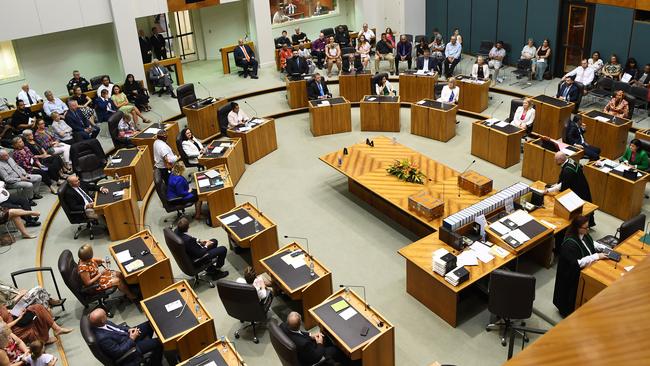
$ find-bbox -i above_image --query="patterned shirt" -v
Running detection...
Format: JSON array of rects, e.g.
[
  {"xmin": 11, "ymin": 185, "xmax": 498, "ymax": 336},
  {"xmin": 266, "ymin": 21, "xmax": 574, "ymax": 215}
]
[
  {"xmin": 34, "ymin": 130, "xmax": 57, "ymax": 149},
  {"xmin": 12, "ymin": 147, "xmax": 37, "ymax": 173}
]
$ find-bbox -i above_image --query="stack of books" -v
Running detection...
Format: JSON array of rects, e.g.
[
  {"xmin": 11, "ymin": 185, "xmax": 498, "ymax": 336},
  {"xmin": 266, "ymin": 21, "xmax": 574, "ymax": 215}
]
[
  {"xmin": 445, "ymin": 266, "xmax": 470, "ymax": 286},
  {"xmin": 432, "ymin": 248, "xmax": 457, "ymax": 276}
]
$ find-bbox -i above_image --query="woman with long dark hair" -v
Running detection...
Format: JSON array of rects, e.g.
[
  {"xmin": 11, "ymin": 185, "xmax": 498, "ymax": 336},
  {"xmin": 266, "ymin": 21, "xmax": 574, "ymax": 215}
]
[{"xmin": 123, "ymin": 74, "xmax": 151, "ymax": 111}]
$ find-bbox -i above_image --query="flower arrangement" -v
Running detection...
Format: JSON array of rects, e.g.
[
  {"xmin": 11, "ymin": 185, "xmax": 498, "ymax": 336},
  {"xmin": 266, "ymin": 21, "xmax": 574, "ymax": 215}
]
[{"xmin": 386, "ymin": 159, "xmax": 426, "ymax": 184}]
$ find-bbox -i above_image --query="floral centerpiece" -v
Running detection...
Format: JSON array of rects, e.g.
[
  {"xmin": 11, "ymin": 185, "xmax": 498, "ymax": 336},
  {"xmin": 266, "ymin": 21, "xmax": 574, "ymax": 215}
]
[{"xmin": 386, "ymin": 159, "xmax": 426, "ymax": 184}]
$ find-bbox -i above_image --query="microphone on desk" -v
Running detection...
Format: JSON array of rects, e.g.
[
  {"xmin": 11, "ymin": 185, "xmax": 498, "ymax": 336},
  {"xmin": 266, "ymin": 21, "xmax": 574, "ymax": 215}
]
[
  {"xmin": 235, "ymin": 192, "xmax": 260, "ymax": 211},
  {"xmin": 458, "ymin": 160, "xmax": 476, "ymax": 197},
  {"xmin": 197, "ymin": 81, "xmax": 212, "ymax": 99},
  {"xmin": 244, "ymin": 100, "xmax": 258, "ymax": 118},
  {"xmin": 339, "ymin": 284, "xmax": 369, "ymax": 309},
  {"xmin": 283, "ymin": 235, "xmax": 311, "ymax": 257},
  {"xmin": 489, "ymin": 100, "xmax": 504, "ymax": 119},
  {"xmin": 123, "ymin": 221, "xmax": 154, "ymax": 255}
]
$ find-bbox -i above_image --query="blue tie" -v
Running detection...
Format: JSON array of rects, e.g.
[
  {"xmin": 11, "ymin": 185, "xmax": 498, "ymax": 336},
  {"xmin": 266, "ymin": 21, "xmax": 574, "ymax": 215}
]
[
  {"xmin": 449, "ymin": 91, "xmax": 454, "ymax": 103},
  {"xmin": 563, "ymin": 86, "xmax": 570, "ymax": 100},
  {"xmin": 318, "ymin": 83, "xmax": 324, "ymax": 96}
]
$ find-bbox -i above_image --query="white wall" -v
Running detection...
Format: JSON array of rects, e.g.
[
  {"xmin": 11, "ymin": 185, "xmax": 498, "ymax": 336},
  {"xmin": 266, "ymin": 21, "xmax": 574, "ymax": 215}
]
[
  {"xmin": 403, "ymin": 0, "xmax": 426, "ymax": 36},
  {"xmin": 197, "ymin": 1, "xmax": 250, "ymax": 60},
  {"xmin": 0, "ymin": 23, "xmax": 122, "ymax": 98}
]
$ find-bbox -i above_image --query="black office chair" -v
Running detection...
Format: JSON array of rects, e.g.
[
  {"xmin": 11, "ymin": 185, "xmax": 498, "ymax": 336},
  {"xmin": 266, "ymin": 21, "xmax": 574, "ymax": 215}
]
[
  {"xmin": 269, "ymin": 320, "xmax": 326, "ymax": 366},
  {"xmin": 176, "ymin": 128, "xmax": 204, "ymax": 171},
  {"xmin": 218, "ymin": 103, "xmax": 234, "ymax": 135},
  {"xmin": 153, "ymin": 169, "xmax": 194, "ymax": 223},
  {"xmin": 90, "ymin": 75, "xmax": 107, "ymax": 90},
  {"xmin": 587, "ymin": 77, "xmax": 614, "ymax": 105},
  {"xmin": 486, "ymin": 269, "xmax": 544, "ymax": 348},
  {"xmin": 403, "ymin": 34, "xmax": 414, "ymax": 44},
  {"xmin": 107, "ymin": 111, "xmax": 135, "ymax": 149},
  {"xmin": 477, "ymin": 40, "xmax": 494, "ymax": 59},
  {"xmin": 597, "ymin": 213, "xmax": 646, "ymax": 248},
  {"xmin": 176, "ymin": 83, "xmax": 197, "ymax": 114},
  {"xmin": 434, "ymin": 82, "xmax": 446, "ymax": 100},
  {"xmin": 371, "ymin": 72, "xmax": 389, "ymax": 95},
  {"xmin": 629, "ymin": 86, "xmax": 649, "ymax": 116},
  {"xmin": 574, "ymin": 81, "xmax": 585, "ymax": 112},
  {"xmin": 414, "ymin": 35, "xmax": 427, "ymax": 44},
  {"xmin": 321, "ymin": 27, "xmax": 335, "ymax": 39},
  {"xmin": 58, "ymin": 181, "xmax": 103, "ymax": 240},
  {"xmin": 58, "ymin": 250, "xmax": 117, "ymax": 317},
  {"xmin": 612, "ymin": 80, "xmax": 632, "ymax": 95},
  {"xmin": 216, "ymin": 279, "xmax": 273, "ymax": 344},
  {"xmin": 510, "ymin": 59, "xmax": 533, "ymax": 86},
  {"xmin": 162, "ymin": 227, "xmax": 216, "ymax": 288},
  {"xmin": 80, "ymin": 315, "xmax": 152, "ymax": 366},
  {"xmin": 70, "ymin": 139, "xmax": 107, "ymax": 190},
  {"xmin": 11, "ymin": 267, "xmax": 66, "ymax": 312}
]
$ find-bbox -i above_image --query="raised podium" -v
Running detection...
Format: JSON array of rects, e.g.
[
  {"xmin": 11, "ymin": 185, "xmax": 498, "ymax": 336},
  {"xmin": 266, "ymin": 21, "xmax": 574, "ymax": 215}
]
[
  {"xmin": 471, "ymin": 120, "xmax": 525, "ymax": 168},
  {"xmin": 360, "ymin": 95, "xmax": 400, "ymax": 132},
  {"xmin": 531, "ymin": 95, "xmax": 574, "ymax": 139},
  {"xmin": 309, "ymin": 97, "xmax": 352, "ymax": 136},
  {"xmin": 339, "ymin": 70, "xmax": 372, "ymax": 102},
  {"xmin": 399, "ymin": 71, "xmax": 438, "ymax": 103},
  {"xmin": 580, "ymin": 110, "xmax": 631, "ymax": 159},
  {"xmin": 286, "ymin": 75, "xmax": 309, "ymax": 109},
  {"xmin": 182, "ymin": 98, "xmax": 228, "ymax": 140},
  {"xmin": 410, "ymin": 99, "xmax": 456, "ymax": 142},
  {"xmin": 456, "ymin": 76, "xmax": 489, "ymax": 113}
]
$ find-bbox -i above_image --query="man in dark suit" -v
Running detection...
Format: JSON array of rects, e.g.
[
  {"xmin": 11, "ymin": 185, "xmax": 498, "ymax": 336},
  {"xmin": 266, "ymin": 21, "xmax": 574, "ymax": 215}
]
[
  {"xmin": 275, "ymin": 30, "xmax": 292, "ymax": 49},
  {"xmin": 62, "ymin": 175, "xmax": 107, "ymax": 219},
  {"xmin": 149, "ymin": 27, "xmax": 167, "ymax": 60},
  {"xmin": 416, "ymin": 49, "xmax": 435, "ymax": 73},
  {"xmin": 556, "ymin": 75, "xmax": 580, "ymax": 104},
  {"xmin": 307, "ymin": 73, "xmax": 331, "ymax": 100},
  {"xmin": 95, "ymin": 89, "xmax": 118, "ymax": 122},
  {"xmin": 234, "ymin": 39, "xmax": 259, "ymax": 79},
  {"xmin": 138, "ymin": 29, "xmax": 153, "ymax": 63},
  {"xmin": 565, "ymin": 115, "xmax": 601, "ymax": 161},
  {"xmin": 89, "ymin": 308, "xmax": 163, "ymax": 366},
  {"xmin": 281, "ymin": 312, "xmax": 348, "ymax": 365},
  {"xmin": 174, "ymin": 217, "xmax": 229, "ymax": 280},
  {"xmin": 65, "ymin": 100, "xmax": 99, "ymax": 139},
  {"xmin": 286, "ymin": 49, "xmax": 309, "ymax": 76}
]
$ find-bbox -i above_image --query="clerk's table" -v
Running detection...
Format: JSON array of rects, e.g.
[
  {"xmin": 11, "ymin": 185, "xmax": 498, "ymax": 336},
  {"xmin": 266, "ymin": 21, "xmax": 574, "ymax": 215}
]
[
  {"xmin": 531, "ymin": 95, "xmax": 573, "ymax": 139},
  {"xmin": 360, "ymin": 95, "xmax": 400, "ymax": 132},
  {"xmin": 309, "ymin": 288, "xmax": 395, "ymax": 365},
  {"xmin": 399, "ymin": 70, "xmax": 438, "ymax": 103},
  {"xmin": 580, "ymin": 110, "xmax": 631, "ymax": 160},
  {"xmin": 260, "ymin": 242, "xmax": 333, "ymax": 329},
  {"xmin": 198, "ymin": 138, "xmax": 246, "ymax": 186},
  {"xmin": 471, "ymin": 120, "xmax": 524, "ymax": 168},
  {"xmin": 410, "ymin": 99, "xmax": 457, "ymax": 142},
  {"xmin": 455, "ymin": 76, "xmax": 489, "ymax": 113},
  {"xmin": 132, "ymin": 121, "xmax": 180, "ymax": 159},
  {"xmin": 309, "ymin": 97, "xmax": 352, "ymax": 136},
  {"xmin": 339, "ymin": 70, "xmax": 372, "ymax": 102},
  {"xmin": 217, "ymin": 203, "xmax": 279, "ymax": 274},
  {"xmin": 227, "ymin": 118, "xmax": 278, "ymax": 164},
  {"xmin": 286, "ymin": 75, "xmax": 310, "ymax": 109},
  {"xmin": 104, "ymin": 146, "xmax": 153, "ymax": 201},
  {"xmin": 94, "ymin": 176, "xmax": 139, "ymax": 241},
  {"xmin": 194, "ymin": 165, "xmax": 236, "ymax": 227},
  {"xmin": 182, "ymin": 97, "xmax": 228, "ymax": 140},
  {"xmin": 177, "ymin": 339, "xmax": 245, "ymax": 366}
]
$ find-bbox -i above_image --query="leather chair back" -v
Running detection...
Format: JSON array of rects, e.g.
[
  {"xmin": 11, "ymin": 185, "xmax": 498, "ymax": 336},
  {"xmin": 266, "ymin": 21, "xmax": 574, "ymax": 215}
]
[
  {"xmin": 162, "ymin": 227, "xmax": 203, "ymax": 277},
  {"xmin": 176, "ymin": 83, "xmax": 197, "ymax": 113},
  {"xmin": 176, "ymin": 128, "xmax": 192, "ymax": 166},
  {"xmin": 71, "ymin": 139, "xmax": 107, "ymax": 185},
  {"xmin": 269, "ymin": 321, "xmax": 300, "ymax": 366},
  {"xmin": 321, "ymin": 28, "xmax": 335, "ymax": 38},
  {"xmin": 488, "ymin": 269, "xmax": 536, "ymax": 320},
  {"xmin": 415, "ymin": 35, "xmax": 427, "ymax": 44},
  {"xmin": 619, "ymin": 214, "xmax": 646, "ymax": 241},
  {"xmin": 216, "ymin": 279, "xmax": 269, "ymax": 323},
  {"xmin": 80, "ymin": 315, "xmax": 116, "ymax": 366},
  {"xmin": 218, "ymin": 103, "xmax": 234, "ymax": 135},
  {"xmin": 507, "ymin": 98, "xmax": 524, "ymax": 121},
  {"xmin": 637, "ymin": 139, "xmax": 650, "ymax": 155},
  {"xmin": 154, "ymin": 168, "xmax": 171, "ymax": 210},
  {"xmin": 57, "ymin": 182, "xmax": 87, "ymax": 224},
  {"xmin": 57, "ymin": 249, "xmax": 88, "ymax": 305},
  {"xmin": 90, "ymin": 75, "xmax": 108, "ymax": 90},
  {"xmin": 107, "ymin": 111, "xmax": 133, "ymax": 149}
]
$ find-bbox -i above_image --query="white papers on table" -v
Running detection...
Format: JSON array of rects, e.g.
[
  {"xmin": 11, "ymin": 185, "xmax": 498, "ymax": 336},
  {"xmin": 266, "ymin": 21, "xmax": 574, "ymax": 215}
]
[
  {"xmin": 415, "ymin": 69, "xmax": 426, "ymax": 75},
  {"xmin": 203, "ymin": 362, "xmax": 217, "ymax": 366},
  {"xmin": 204, "ymin": 170, "xmax": 219, "ymax": 179},
  {"xmin": 115, "ymin": 250, "xmax": 132, "ymax": 263},
  {"xmin": 600, "ymin": 167, "xmax": 612, "ymax": 173},
  {"xmin": 485, "ymin": 118, "xmax": 500, "ymax": 125},
  {"xmin": 238, "ymin": 126, "xmax": 252, "ymax": 132},
  {"xmin": 490, "ymin": 221, "xmax": 511, "ymax": 236},
  {"xmin": 239, "ymin": 216, "xmax": 253, "ymax": 225},
  {"xmin": 613, "ymin": 164, "xmax": 628, "ymax": 172},
  {"xmin": 165, "ymin": 300, "xmax": 183, "ymax": 312},
  {"xmin": 221, "ymin": 142, "xmax": 232, "ymax": 148},
  {"xmin": 319, "ymin": 100, "xmax": 330, "ymax": 106},
  {"xmin": 594, "ymin": 116, "xmax": 610, "ymax": 122},
  {"xmin": 416, "ymin": 100, "xmax": 426, "ymax": 105},
  {"xmin": 250, "ymin": 118, "xmax": 263, "ymax": 124},
  {"xmin": 211, "ymin": 146, "xmax": 224, "ymax": 154},
  {"xmin": 556, "ymin": 191, "xmax": 584, "ymax": 212},
  {"xmin": 339, "ymin": 307, "xmax": 358, "ymax": 320},
  {"xmin": 198, "ymin": 179, "xmax": 210, "ymax": 188},
  {"xmin": 508, "ymin": 210, "xmax": 534, "ymax": 226},
  {"xmin": 560, "ymin": 148, "xmax": 576, "ymax": 156},
  {"xmin": 145, "ymin": 127, "xmax": 160, "ymax": 134},
  {"xmin": 124, "ymin": 260, "xmax": 144, "ymax": 272},
  {"xmin": 507, "ymin": 229, "xmax": 530, "ymax": 243},
  {"xmin": 470, "ymin": 241, "xmax": 495, "ymax": 263},
  {"xmin": 221, "ymin": 214, "xmax": 240, "ymax": 225},
  {"xmin": 457, "ymin": 251, "xmax": 479, "ymax": 266},
  {"xmin": 625, "ymin": 266, "xmax": 634, "ymax": 272},
  {"xmin": 113, "ymin": 191, "xmax": 124, "ymax": 198},
  {"xmin": 280, "ymin": 252, "xmax": 306, "ymax": 268},
  {"xmin": 495, "ymin": 121, "xmax": 509, "ymax": 128},
  {"xmin": 367, "ymin": 97, "xmax": 377, "ymax": 101},
  {"xmin": 621, "ymin": 73, "xmax": 633, "ymax": 83},
  {"xmin": 111, "ymin": 158, "xmax": 122, "ymax": 164},
  {"xmin": 540, "ymin": 219, "xmax": 557, "ymax": 230},
  {"xmin": 490, "ymin": 246, "xmax": 510, "ymax": 258}
]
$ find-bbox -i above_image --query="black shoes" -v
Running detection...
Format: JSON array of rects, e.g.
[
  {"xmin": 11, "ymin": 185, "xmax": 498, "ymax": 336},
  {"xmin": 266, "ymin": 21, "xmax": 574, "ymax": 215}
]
[
  {"xmin": 25, "ymin": 221, "xmax": 41, "ymax": 227},
  {"xmin": 33, "ymin": 194, "xmax": 43, "ymax": 200},
  {"xmin": 208, "ymin": 269, "xmax": 229, "ymax": 280}
]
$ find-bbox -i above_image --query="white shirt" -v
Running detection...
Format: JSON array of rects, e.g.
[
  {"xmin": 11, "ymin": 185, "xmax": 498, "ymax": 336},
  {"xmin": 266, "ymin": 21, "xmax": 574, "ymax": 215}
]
[
  {"xmin": 236, "ymin": 276, "xmax": 269, "ymax": 301},
  {"xmin": 511, "ymin": 106, "xmax": 536, "ymax": 128},
  {"xmin": 375, "ymin": 81, "xmax": 394, "ymax": 95},
  {"xmin": 97, "ymin": 83, "xmax": 114, "ymax": 98},
  {"xmin": 438, "ymin": 85, "xmax": 460, "ymax": 103},
  {"xmin": 43, "ymin": 98, "xmax": 68, "ymax": 117},
  {"xmin": 420, "ymin": 57, "xmax": 430, "ymax": 71},
  {"xmin": 564, "ymin": 66, "xmax": 595, "ymax": 86},
  {"xmin": 73, "ymin": 186, "xmax": 93, "ymax": 206},
  {"xmin": 489, "ymin": 47, "xmax": 506, "ymax": 60},
  {"xmin": 100, "ymin": 324, "xmax": 126, "ymax": 333},
  {"xmin": 227, "ymin": 110, "xmax": 250, "ymax": 129},
  {"xmin": 153, "ymin": 139, "xmax": 176, "ymax": 169},
  {"xmin": 358, "ymin": 29, "xmax": 375, "ymax": 41},
  {"xmin": 588, "ymin": 58, "xmax": 604, "ymax": 75},
  {"xmin": 181, "ymin": 138, "xmax": 204, "ymax": 164},
  {"xmin": 17, "ymin": 89, "xmax": 42, "ymax": 107},
  {"xmin": 23, "ymin": 353, "xmax": 55, "ymax": 366},
  {"xmin": 286, "ymin": 3, "xmax": 297, "ymax": 14},
  {"xmin": 471, "ymin": 64, "xmax": 490, "ymax": 79},
  {"xmin": 521, "ymin": 45, "xmax": 537, "ymax": 59}
]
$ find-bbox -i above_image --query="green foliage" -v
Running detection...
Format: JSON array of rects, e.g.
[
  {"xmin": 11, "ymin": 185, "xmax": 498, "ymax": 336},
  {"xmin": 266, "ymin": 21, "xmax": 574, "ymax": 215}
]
[{"xmin": 386, "ymin": 159, "xmax": 426, "ymax": 184}]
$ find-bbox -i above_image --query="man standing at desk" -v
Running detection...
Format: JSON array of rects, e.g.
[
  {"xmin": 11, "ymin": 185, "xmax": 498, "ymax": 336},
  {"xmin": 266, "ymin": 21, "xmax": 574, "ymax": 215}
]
[
  {"xmin": 282, "ymin": 312, "xmax": 349, "ymax": 365},
  {"xmin": 174, "ymin": 217, "xmax": 229, "ymax": 280},
  {"xmin": 227, "ymin": 102, "xmax": 250, "ymax": 129},
  {"xmin": 89, "ymin": 308, "xmax": 163, "ymax": 366},
  {"xmin": 308, "ymin": 73, "xmax": 331, "ymax": 100},
  {"xmin": 234, "ymin": 39, "xmax": 259, "ymax": 79},
  {"xmin": 153, "ymin": 130, "xmax": 176, "ymax": 181},
  {"xmin": 546, "ymin": 152, "xmax": 595, "ymax": 226},
  {"xmin": 286, "ymin": 49, "xmax": 309, "ymax": 76}
]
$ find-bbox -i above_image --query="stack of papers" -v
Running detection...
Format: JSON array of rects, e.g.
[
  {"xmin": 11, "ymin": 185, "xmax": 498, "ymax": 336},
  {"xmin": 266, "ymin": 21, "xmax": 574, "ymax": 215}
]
[
  {"xmin": 221, "ymin": 214, "xmax": 240, "ymax": 225},
  {"xmin": 444, "ymin": 266, "xmax": 470, "ymax": 286},
  {"xmin": 595, "ymin": 116, "xmax": 610, "ymax": 122},
  {"xmin": 557, "ymin": 191, "xmax": 584, "ymax": 212},
  {"xmin": 115, "ymin": 250, "xmax": 132, "ymax": 263},
  {"xmin": 280, "ymin": 251, "xmax": 306, "ymax": 269},
  {"xmin": 124, "ymin": 259, "xmax": 144, "ymax": 272},
  {"xmin": 204, "ymin": 170, "xmax": 219, "ymax": 179},
  {"xmin": 432, "ymin": 248, "xmax": 456, "ymax": 276},
  {"xmin": 198, "ymin": 179, "xmax": 210, "ymax": 188}
]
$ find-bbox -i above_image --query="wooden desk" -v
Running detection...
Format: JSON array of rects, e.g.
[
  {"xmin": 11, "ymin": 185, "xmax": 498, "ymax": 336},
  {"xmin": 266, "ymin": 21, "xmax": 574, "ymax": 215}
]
[
  {"xmin": 504, "ymin": 245, "xmax": 650, "ymax": 366},
  {"xmin": 194, "ymin": 165, "xmax": 236, "ymax": 227},
  {"xmin": 132, "ymin": 121, "xmax": 180, "ymax": 160},
  {"xmin": 141, "ymin": 280, "xmax": 216, "ymax": 355},
  {"xmin": 94, "ymin": 176, "xmax": 139, "ymax": 241},
  {"xmin": 339, "ymin": 71, "xmax": 372, "ymax": 102},
  {"xmin": 104, "ymin": 146, "xmax": 153, "ymax": 201},
  {"xmin": 456, "ymin": 76, "xmax": 489, "ymax": 113},
  {"xmin": 399, "ymin": 72, "xmax": 438, "ymax": 103},
  {"xmin": 309, "ymin": 288, "xmax": 395, "ymax": 365},
  {"xmin": 143, "ymin": 57, "xmax": 185, "ymax": 91},
  {"xmin": 177, "ymin": 339, "xmax": 245, "ymax": 366},
  {"xmin": 576, "ymin": 230, "xmax": 649, "ymax": 308},
  {"xmin": 584, "ymin": 160, "xmax": 649, "ymax": 220},
  {"xmin": 226, "ymin": 118, "xmax": 278, "ymax": 164},
  {"xmin": 528, "ymin": 181, "xmax": 598, "ymax": 235},
  {"xmin": 219, "ymin": 41, "xmax": 255, "ymax": 75},
  {"xmin": 360, "ymin": 95, "xmax": 401, "ymax": 132},
  {"xmin": 411, "ymin": 99, "xmax": 457, "ymax": 142},
  {"xmin": 486, "ymin": 213, "xmax": 555, "ymax": 268},
  {"xmin": 217, "ymin": 203, "xmax": 279, "ymax": 274},
  {"xmin": 531, "ymin": 95, "xmax": 573, "ymax": 139},
  {"xmin": 109, "ymin": 230, "xmax": 173, "ymax": 299},
  {"xmin": 580, "ymin": 110, "xmax": 631, "ymax": 160},
  {"xmin": 471, "ymin": 121, "xmax": 524, "ymax": 168},
  {"xmin": 635, "ymin": 128, "xmax": 650, "ymax": 142},
  {"xmin": 521, "ymin": 138, "xmax": 584, "ymax": 184},
  {"xmin": 286, "ymin": 76, "xmax": 309, "ymax": 109},
  {"xmin": 182, "ymin": 98, "xmax": 228, "ymax": 140},
  {"xmin": 309, "ymin": 97, "xmax": 352, "ymax": 136},
  {"xmin": 198, "ymin": 138, "xmax": 246, "ymax": 186},
  {"xmin": 260, "ymin": 242, "xmax": 333, "ymax": 329}
]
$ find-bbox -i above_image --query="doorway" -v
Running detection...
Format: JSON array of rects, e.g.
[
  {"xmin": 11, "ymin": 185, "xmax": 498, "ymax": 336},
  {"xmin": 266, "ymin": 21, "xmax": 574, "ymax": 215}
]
[{"xmin": 560, "ymin": 2, "xmax": 594, "ymax": 73}]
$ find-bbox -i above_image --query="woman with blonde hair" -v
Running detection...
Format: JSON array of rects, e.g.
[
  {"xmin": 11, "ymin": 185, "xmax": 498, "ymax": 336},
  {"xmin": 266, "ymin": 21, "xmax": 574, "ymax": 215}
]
[
  {"xmin": 510, "ymin": 98, "xmax": 536, "ymax": 129},
  {"xmin": 167, "ymin": 161, "xmax": 202, "ymax": 219}
]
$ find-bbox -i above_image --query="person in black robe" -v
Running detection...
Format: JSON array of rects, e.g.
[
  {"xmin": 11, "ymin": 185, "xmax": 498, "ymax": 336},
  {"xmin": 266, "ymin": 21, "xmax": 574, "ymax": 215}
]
[
  {"xmin": 545, "ymin": 152, "xmax": 595, "ymax": 226},
  {"xmin": 553, "ymin": 215, "xmax": 608, "ymax": 317}
]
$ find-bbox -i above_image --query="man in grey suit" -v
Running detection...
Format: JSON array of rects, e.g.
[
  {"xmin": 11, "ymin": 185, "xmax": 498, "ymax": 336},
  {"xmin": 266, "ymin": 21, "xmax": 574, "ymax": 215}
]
[
  {"xmin": 0, "ymin": 149, "xmax": 42, "ymax": 202},
  {"xmin": 148, "ymin": 59, "xmax": 176, "ymax": 98}
]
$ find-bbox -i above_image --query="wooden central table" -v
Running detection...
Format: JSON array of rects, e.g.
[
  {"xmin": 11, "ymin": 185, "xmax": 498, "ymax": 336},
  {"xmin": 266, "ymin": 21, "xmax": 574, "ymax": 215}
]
[
  {"xmin": 471, "ymin": 120, "xmax": 525, "ymax": 168},
  {"xmin": 198, "ymin": 138, "xmax": 246, "ymax": 186},
  {"xmin": 194, "ymin": 165, "xmax": 236, "ymax": 227},
  {"xmin": 339, "ymin": 70, "xmax": 372, "ymax": 102},
  {"xmin": 182, "ymin": 98, "xmax": 228, "ymax": 140},
  {"xmin": 359, "ymin": 95, "xmax": 401, "ymax": 132},
  {"xmin": 399, "ymin": 71, "xmax": 438, "ymax": 103},
  {"xmin": 580, "ymin": 109, "xmax": 631, "ymax": 160},
  {"xmin": 309, "ymin": 97, "xmax": 352, "ymax": 136},
  {"xmin": 226, "ymin": 118, "xmax": 278, "ymax": 164},
  {"xmin": 410, "ymin": 99, "xmax": 457, "ymax": 142},
  {"xmin": 456, "ymin": 75, "xmax": 489, "ymax": 113},
  {"xmin": 104, "ymin": 146, "xmax": 153, "ymax": 201},
  {"xmin": 531, "ymin": 95, "xmax": 573, "ymax": 139}
]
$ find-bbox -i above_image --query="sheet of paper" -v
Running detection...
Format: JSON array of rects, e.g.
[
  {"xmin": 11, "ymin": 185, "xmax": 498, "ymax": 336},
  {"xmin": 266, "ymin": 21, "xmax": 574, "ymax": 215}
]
[
  {"xmin": 508, "ymin": 229, "xmax": 531, "ymax": 244},
  {"xmin": 145, "ymin": 127, "xmax": 160, "ymax": 134},
  {"xmin": 198, "ymin": 179, "xmax": 210, "ymax": 188},
  {"xmin": 560, "ymin": 148, "xmax": 576, "ymax": 156},
  {"xmin": 290, "ymin": 254, "xmax": 306, "ymax": 269},
  {"xmin": 220, "ymin": 143, "xmax": 232, "ymax": 148},
  {"xmin": 250, "ymin": 118, "xmax": 263, "ymax": 124},
  {"xmin": 621, "ymin": 73, "xmax": 633, "ymax": 83},
  {"xmin": 331, "ymin": 299, "xmax": 349, "ymax": 312},
  {"xmin": 165, "ymin": 299, "xmax": 183, "ymax": 312},
  {"xmin": 508, "ymin": 210, "xmax": 533, "ymax": 226},
  {"xmin": 613, "ymin": 164, "xmax": 627, "ymax": 172},
  {"xmin": 594, "ymin": 116, "xmax": 610, "ymax": 122},
  {"xmin": 319, "ymin": 100, "xmax": 330, "ymax": 106},
  {"xmin": 415, "ymin": 69, "xmax": 425, "ymax": 75},
  {"xmin": 470, "ymin": 241, "xmax": 492, "ymax": 255},
  {"xmin": 625, "ymin": 266, "xmax": 634, "ymax": 272},
  {"xmin": 211, "ymin": 146, "xmax": 224, "ymax": 154},
  {"xmin": 239, "ymin": 216, "xmax": 253, "ymax": 225},
  {"xmin": 204, "ymin": 170, "xmax": 219, "ymax": 179},
  {"xmin": 238, "ymin": 126, "xmax": 252, "ymax": 132},
  {"xmin": 202, "ymin": 362, "xmax": 217, "ymax": 366},
  {"xmin": 113, "ymin": 191, "xmax": 124, "ymax": 198},
  {"xmin": 490, "ymin": 221, "xmax": 511, "ymax": 236},
  {"xmin": 457, "ymin": 251, "xmax": 478, "ymax": 266},
  {"xmin": 475, "ymin": 251, "xmax": 495, "ymax": 263},
  {"xmin": 221, "ymin": 214, "xmax": 239, "ymax": 225},
  {"xmin": 124, "ymin": 260, "xmax": 144, "ymax": 272},
  {"xmin": 485, "ymin": 118, "xmax": 500, "ymax": 124},
  {"xmin": 556, "ymin": 191, "xmax": 584, "ymax": 212},
  {"xmin": 495, "ymin": 121, "xmax": 509, "ymax": 128},
  {"xmin": 339, "ymin": 307, "xmax": 358, "ymax": 321},
  {"xmin": 115, "ymin": 250, "xmax": 132, "ymax": 263},
  {"xmin": 416, "ymin": 100, "xmax": 426, "ymax": 105},
  {"xmin": 540, "ymin": 219, "xmax": 557, "ymax": 230},
  {"xmin": 111, "ymin": 158, "xmax": 122, "ymax": 164},
  {"xmin": 367, "ymin": 97, "xmax": 377, "ymax": 101},
  {"xmin": 490, "ymin": 245, "xmax": 510, "ymax": 258},
  {"xmin": 600, "ymin": 167, "xmax": 612, "ymax": 173}
]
